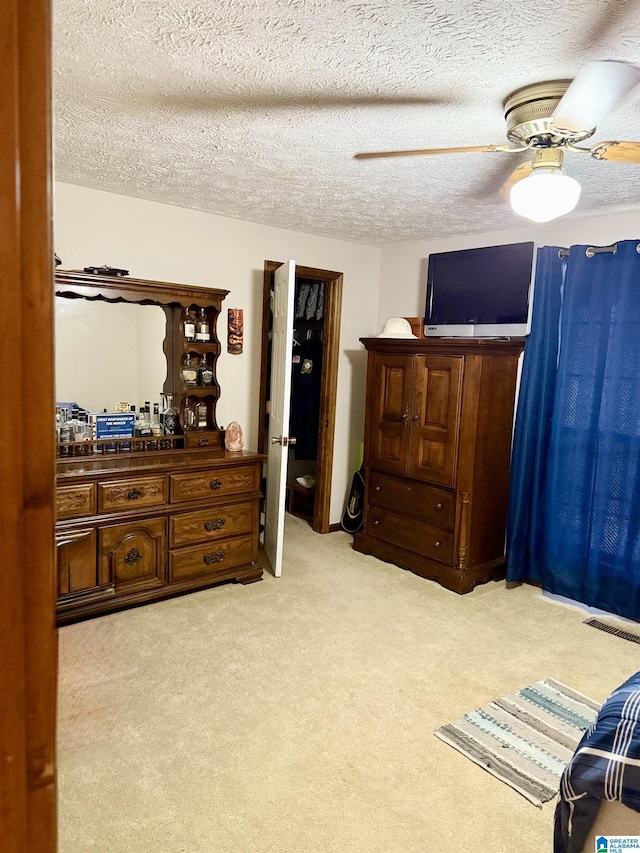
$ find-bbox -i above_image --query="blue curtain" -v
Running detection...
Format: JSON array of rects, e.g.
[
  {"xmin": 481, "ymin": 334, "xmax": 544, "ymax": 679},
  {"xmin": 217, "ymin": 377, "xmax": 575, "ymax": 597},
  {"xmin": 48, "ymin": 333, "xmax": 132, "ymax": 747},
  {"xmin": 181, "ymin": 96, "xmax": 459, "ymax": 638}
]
[{"xmin": 507, "ymin": 240, "xmax": 640, "ymax": 620}]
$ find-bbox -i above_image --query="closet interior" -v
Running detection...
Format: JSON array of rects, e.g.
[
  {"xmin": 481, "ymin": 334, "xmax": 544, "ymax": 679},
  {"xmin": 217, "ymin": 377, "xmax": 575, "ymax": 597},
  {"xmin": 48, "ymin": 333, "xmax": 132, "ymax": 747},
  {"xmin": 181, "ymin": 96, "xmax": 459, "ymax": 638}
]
[
  {"xmin": 287, "ymin": 276, "xmax": 326, "ymax": 523},
  {"xmin": 263, "ymin": 274, "xmax": 327, "ymax": 526}
]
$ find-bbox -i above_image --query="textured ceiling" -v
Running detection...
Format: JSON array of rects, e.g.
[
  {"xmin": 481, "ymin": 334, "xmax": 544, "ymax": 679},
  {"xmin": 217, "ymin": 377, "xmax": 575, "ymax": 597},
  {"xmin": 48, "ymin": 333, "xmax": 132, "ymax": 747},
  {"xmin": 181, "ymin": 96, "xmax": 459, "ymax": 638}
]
[{"xmin": 53, "ymin": 0, "xmax": 640, "ymax": 246}]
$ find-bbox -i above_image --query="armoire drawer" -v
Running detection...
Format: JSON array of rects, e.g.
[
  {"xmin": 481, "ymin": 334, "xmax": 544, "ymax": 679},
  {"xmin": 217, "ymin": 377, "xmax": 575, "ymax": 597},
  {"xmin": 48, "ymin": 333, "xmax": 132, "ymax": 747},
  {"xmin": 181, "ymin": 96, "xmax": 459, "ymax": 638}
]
[
  {"xmin": 56, "ymin": 483, "xmax": 96, "ymax": 520},
  {"xmin": 169, "ymin": 501, "xmax": 255, "ymax": 548},
  {"xmin": 169, "ymin": 465, "xmax": 259, "ymax": 504},
  {"xmin": 369, "ymin": 471, "xmax": 455, "ymax": 530},
  {"xmin": 168, "ymin": 535, "xmax": 254, "ymax": 582},
  {"xmin": 367, "ymin": 507, "xmax": 454, "ymax": 565},
  {"xmin": 97, "ymin": 476, "xmax": 167, "ymax": 512}
]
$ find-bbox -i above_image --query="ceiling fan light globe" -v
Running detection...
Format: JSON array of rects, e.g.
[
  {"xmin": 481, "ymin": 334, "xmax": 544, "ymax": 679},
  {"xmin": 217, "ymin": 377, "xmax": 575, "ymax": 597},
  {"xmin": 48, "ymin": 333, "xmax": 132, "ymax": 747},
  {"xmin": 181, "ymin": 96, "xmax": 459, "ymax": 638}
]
[{"xmin": 510, "ymin": 171, "xmax": 581, "ymax": 223}]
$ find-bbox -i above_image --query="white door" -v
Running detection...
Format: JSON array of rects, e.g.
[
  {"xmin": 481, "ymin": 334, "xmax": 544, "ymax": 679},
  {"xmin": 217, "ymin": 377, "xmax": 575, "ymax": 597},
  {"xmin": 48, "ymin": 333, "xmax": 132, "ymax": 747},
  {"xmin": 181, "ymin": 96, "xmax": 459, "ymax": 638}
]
[{"xmin": 264, "ymin": 260, "xmax": 296, "ymax": 577}]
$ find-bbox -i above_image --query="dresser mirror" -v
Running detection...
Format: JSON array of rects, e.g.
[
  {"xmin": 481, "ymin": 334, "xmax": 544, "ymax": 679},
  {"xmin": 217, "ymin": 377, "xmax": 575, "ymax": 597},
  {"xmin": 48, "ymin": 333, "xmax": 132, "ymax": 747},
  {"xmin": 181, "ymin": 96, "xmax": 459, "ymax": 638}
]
[{"xmin": 55, "ymin": 296, "xmax": 167, "ymax": 414}]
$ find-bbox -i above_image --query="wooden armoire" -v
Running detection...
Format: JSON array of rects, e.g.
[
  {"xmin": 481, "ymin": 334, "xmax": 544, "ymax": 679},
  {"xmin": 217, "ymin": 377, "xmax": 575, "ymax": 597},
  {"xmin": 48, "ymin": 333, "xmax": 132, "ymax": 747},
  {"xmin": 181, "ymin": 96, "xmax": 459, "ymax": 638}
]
[{"xmin": 353, "ymin": 336, "xmax": 524, "ymax": 593}]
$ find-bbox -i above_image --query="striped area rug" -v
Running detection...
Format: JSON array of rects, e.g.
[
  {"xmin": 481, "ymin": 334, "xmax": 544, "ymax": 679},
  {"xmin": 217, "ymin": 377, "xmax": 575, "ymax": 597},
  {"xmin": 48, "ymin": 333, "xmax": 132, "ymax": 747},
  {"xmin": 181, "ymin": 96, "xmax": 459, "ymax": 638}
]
[{"xmin": 434, "ymin": 679, "xmax": 600, "ymax": 806}]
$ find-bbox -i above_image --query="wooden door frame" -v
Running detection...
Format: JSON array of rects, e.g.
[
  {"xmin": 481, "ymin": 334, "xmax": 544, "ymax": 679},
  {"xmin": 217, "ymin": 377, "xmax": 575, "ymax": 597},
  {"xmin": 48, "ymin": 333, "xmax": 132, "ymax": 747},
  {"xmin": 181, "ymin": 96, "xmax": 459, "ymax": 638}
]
[
  {"xmin": 1, "ymin": 0, "xmax": 57, "ymax": 850},
  {"xmin": 258, "ymin": 262, "xmax": 343, "ymax": 534}
]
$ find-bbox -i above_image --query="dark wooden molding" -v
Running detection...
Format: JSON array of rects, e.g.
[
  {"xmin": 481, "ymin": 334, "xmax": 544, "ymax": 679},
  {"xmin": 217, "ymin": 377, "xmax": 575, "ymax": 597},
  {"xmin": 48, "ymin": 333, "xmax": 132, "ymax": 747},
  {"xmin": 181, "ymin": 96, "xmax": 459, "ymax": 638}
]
[
  {"xmin": 55, "ymin": 270, "xmax": 229, "ymax": 307},
  {"xmin": 359, "ymin": 336, "xmax": 526, "ymax": 356},
  {"xmin": 1, "ymin": 0, "xmax": 57, "ymax": 849}
]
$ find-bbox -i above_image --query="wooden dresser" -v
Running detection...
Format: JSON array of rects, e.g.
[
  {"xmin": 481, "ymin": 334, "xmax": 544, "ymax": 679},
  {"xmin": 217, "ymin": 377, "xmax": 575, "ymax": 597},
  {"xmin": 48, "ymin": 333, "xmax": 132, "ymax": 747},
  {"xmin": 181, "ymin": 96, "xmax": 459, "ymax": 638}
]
[
  {"xmin": 54, "ymin": 270, "xmax": 264, "ymax": 624},
  {"xmin": 353, "ymin": 337, "xmax": 524, "ymax": 593},
  {"xmin": 56, "ymin": 449, "xmax": 264, "ymax": 623}
]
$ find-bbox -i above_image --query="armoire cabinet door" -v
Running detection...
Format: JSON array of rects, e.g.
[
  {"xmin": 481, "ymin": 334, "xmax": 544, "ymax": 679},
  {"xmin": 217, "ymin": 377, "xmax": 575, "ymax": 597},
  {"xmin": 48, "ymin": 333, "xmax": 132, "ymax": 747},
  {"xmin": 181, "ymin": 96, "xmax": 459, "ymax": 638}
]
[
  {"xmin": 410, "ymin": 355, "xmax": 463, "ymax": 485},
  {"xmin": 99, "ymin": 517, "xmax": 166, "ymax": 596},
  {"xmin": 369, "ymin": 353, "xmax": 413, "ymax": 474}
]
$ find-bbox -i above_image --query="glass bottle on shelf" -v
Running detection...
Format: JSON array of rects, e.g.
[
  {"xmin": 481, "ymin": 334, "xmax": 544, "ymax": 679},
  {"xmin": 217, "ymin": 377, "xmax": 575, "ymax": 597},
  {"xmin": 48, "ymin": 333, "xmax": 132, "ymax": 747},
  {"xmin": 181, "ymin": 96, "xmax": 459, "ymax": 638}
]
[
  {"xmin": 135, "ymin": 405, "xmax": 152, "ymax": 438},
  {"xmin": 182, "ymin": 354, "xmax": 198, "ymax": 386},
  {"xmin": 183, "ymin": 307, "xmax": 196, "ymax": 342},
  {"xmin": 69, "ymin": 409, "xmax": 81, "ymax": 440},
  {"xmin": 76, "ymin": 412, "xmax": 91, "ymax": 454},
  {"xmin": 195, "ymin": 308, "xmax": 210, "ymax": 342},
  {"xmin": 198, "ymin": 353, "xmax": 214, "ymax": 386},
  {"xmin": 160, "ymin": 393, "xmax": 179, "ymax": 435},
  {"xmin": 57, "ymin": 408, "xmax": 74, "ymax": 454},
  {"xmin": 195, "ymin": 401, "xmax": 208, "ymax": 429},
  {"xmin": 149, "ymin": 403, "xmax": 163, "ymax": 448},
  {"xmin": 181, "ymin": 401, "xmax": 196, "ymax": 431}
]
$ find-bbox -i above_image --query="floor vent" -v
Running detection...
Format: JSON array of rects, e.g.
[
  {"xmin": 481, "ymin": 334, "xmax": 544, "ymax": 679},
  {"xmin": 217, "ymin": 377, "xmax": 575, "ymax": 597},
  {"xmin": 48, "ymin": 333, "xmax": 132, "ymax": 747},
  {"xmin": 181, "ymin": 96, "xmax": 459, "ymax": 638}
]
[{"xmin": 584, "ymin": 617, "xmax": 640, "ymax": 645}]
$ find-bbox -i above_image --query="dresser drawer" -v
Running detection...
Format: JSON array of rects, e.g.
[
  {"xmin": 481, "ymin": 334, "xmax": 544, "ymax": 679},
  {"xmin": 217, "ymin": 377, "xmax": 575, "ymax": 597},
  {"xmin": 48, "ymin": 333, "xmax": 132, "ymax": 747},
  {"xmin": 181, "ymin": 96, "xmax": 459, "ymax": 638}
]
[
  {"xmin": 56, "ymin": 483, "xmax": 96, "ymax": 520},
  {"xmin": 99, "ymin": 516, "xmax": 166, "ymax": 594},
  {"xmin": 169, "ymin": 535, "xmax": 254, "ymax": 582},
  {"xmin": 169, "ymin": 501, "xmax": 255, "ymax": 548},
  {"xmin": 369, "ymin": 471, "xmax": 455, "ymax": 530},
  {"xmin": 97, "ymin": 476, "xmax": 167, "ymax": 512},
  {"xmin": 169, "ymin": 464, "xmax": 259, "ymax": 504},
  {"xmin": 367, "ymin": 506, "xmax": 454, "ymax": 565}
]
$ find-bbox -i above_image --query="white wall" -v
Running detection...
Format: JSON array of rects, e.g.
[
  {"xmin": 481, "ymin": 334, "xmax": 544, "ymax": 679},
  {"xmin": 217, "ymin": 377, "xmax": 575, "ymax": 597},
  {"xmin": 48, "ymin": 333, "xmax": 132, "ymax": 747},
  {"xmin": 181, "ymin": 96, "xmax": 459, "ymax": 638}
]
[
  {"xmin": 54, "ymin": 182, "xmax": 382, "ymax": 524},
  {"xmin": 377, "ymin": 207, "xmax": 640, "ymax": 327}
]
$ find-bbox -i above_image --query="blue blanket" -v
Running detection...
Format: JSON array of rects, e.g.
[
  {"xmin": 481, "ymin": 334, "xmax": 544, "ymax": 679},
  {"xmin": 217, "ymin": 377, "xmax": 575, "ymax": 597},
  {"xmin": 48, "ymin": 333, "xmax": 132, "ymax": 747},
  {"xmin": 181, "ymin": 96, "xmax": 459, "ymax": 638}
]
[{"xmin": 554, "ymin": 671, "xmax": 640, "ymax": 852}]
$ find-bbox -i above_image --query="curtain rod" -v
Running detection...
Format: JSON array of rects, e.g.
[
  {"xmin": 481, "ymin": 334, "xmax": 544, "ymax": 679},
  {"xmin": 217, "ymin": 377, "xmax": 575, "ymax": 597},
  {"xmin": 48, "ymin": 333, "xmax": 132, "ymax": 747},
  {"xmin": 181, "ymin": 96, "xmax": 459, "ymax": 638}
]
[
  {"xmin": 558, "ymin": 244, "xmax": 617, "ymax": 259},
  {"xmin": 558, "ymin": 242, "xmax": 640, "ymax": 259}
]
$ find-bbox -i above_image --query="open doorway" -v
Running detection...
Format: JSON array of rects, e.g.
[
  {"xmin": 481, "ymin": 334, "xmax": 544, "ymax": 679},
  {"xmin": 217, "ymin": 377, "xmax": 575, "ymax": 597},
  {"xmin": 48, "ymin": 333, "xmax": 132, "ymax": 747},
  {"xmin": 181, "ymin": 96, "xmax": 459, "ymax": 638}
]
[{"xmin": 258, "ymin": 261, "xmax": 343, "ymax": 534}]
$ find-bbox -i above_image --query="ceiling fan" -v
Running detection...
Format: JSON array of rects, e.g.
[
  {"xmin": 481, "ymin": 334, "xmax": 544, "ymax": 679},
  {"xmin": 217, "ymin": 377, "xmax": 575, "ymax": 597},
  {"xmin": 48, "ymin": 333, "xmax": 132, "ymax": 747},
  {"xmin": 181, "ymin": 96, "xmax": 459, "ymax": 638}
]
[{"xmin": 355, "ymin": 61, "xmax": 640, "ymax": 222}]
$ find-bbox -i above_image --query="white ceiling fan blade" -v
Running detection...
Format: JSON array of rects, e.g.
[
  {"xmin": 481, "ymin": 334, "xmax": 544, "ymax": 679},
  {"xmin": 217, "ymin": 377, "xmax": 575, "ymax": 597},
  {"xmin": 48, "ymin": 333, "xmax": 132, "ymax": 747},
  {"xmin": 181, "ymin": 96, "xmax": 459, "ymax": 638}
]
[{"xmin": 551, "ymin": 60, "xmax": 640, "ymax": 133}]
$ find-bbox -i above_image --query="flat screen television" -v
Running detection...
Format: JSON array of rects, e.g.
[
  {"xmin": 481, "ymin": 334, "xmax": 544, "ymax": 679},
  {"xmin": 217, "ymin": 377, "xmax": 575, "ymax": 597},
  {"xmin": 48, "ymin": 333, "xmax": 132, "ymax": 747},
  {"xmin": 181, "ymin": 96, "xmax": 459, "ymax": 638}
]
[{"xmin": 424, "ymin": 242, "xmax": 535, "ymax": 337}]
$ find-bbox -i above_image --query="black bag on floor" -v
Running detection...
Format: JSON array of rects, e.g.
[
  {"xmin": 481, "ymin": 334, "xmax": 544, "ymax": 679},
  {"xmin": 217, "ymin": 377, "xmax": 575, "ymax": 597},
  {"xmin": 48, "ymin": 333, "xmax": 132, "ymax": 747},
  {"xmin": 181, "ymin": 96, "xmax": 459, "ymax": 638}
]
[{"xmin": 341, "ymin": 464, "xmax": 365, "ymax": 534}]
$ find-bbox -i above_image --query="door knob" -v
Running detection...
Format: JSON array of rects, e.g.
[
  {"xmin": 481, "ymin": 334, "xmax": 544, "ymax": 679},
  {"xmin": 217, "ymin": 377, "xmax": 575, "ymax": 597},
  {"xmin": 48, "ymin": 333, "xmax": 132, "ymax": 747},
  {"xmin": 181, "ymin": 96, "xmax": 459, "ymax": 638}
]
[
  {"xmin": 272, "ymin": 435, "xmax": 295, "ymax": 447},
  {"xmin": 289, "ymin": 437, "xmax": 297, "ymax": 446}
]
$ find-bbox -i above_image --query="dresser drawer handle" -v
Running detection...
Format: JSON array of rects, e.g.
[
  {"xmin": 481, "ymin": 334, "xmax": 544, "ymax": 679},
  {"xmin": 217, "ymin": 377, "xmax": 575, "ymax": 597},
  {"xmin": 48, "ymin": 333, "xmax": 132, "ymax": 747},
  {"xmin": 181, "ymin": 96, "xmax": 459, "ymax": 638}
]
[
  {"xmin": 125, "ymin": 548, "xmax": 143, "ymax": 564},
  {"xmin": 198, "ymin": 437, "xmax": 210, "ymax": 446},
  {"xmin": 373, "ymin": 519, "xmax": 380, "ymax": 526},
  {"xmin": 375, "ymin": 485, "xmax": 381, "ymax": 492},
  {"xmin": 127, "ymin": 488, "xmax": 142, "ymax": 500},
  {"xmin": 203, "ymin": 551, "xmax": 225, "ymax": 565},
  {"xmin": 434, "ymin": 540, "xmax": 442, "ymax": 548},
  {"xmin": 210, "ymin": 478, "xmax": 223, "ymax": 490},
  {"xmin": 435, "ymin": 502, "xmax": 443, "ymax": 510},
  {"xmin": 204, "ymin": 518, "xmax": 226, "ymax": 531}
]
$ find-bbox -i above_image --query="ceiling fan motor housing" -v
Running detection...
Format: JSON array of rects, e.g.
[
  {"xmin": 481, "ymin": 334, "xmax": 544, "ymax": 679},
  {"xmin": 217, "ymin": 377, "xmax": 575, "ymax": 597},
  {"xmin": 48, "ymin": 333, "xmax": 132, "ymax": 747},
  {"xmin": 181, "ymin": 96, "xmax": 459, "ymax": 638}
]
[{"xmin": 503, "ymin": 80, "xmax": 596, "ymax": 147}]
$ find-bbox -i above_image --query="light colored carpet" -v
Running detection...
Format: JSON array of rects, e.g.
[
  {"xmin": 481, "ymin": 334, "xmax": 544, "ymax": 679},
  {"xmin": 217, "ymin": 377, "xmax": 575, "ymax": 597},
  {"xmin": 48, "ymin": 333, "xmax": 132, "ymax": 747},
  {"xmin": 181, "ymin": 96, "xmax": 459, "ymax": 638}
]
[{"xmin": 57, "ymin": 514, "xmax": 639, "ymax": 852}]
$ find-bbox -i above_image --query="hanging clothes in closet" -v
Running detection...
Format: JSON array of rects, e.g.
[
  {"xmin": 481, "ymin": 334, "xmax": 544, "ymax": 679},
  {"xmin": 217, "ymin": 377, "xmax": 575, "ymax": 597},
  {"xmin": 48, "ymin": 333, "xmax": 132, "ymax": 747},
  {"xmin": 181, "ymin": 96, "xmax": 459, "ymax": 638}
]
[
  {"xmin": 290, "ymin": 331, "xmax": 323, "ymax": 460},
  {"xmin": 295, "ymin": 282, "xmax": 324, "ymax": 321}
]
